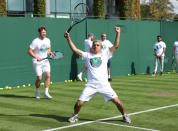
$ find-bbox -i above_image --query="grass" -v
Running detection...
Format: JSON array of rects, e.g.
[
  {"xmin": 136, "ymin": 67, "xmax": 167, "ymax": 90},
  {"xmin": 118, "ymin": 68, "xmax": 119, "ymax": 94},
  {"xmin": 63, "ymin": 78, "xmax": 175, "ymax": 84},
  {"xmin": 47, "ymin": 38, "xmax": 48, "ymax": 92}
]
[{"xmin": 0, "ymin": 73, "xmax": 178, "ymax": 131}]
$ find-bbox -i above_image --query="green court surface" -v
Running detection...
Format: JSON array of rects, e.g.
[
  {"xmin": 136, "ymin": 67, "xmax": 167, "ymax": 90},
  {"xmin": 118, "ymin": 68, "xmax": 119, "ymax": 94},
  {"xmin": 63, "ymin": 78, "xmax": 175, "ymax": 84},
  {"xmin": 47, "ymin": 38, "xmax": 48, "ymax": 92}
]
[{"xmin": 0, "ymin": 73, "xmax": 178, "ymax": 131}]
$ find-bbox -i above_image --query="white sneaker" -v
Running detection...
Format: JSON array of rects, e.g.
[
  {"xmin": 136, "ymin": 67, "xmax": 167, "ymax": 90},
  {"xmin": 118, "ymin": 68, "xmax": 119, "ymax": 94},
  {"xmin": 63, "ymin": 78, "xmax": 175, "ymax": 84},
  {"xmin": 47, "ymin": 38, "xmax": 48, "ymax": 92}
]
[
  {"xmin": 68, "ymin": 114, "xmax": 79, "ymax": 123},
  {"xmin": 123, "ymin": 115, "xmax": 131, "ymax": 123},
  {"xmin": 36, "ymin": 92, "xmax": 40, "ymax": 99},
  {"xmin": 152, "ymin": 73, "xmax": 156, "ymax": 76},
  {"xmin": 44, "ymin": 93, "xmax": 52, "ymax": 99},
  {"xmin": 77, "ymin": 73, "xmax": 83, "ymax": 81}
]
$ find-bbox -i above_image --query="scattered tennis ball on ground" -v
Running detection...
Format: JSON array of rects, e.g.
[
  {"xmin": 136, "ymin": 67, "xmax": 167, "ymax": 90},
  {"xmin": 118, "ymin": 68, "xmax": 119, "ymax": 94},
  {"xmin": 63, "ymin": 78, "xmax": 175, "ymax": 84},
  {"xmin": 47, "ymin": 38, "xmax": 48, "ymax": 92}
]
[
  {"xmin": 50, "ymin": 82, "xmax": 53, "ymax": 84},
  {"xmin": 84, "ymin": 78, "xmax": 87, "ymax": 82},
  {"xmin": 0, "ymin": 88, "xmax": 3, "ymax": 90},
  {"xmin": 128, "ymin": 74, "xmax": 130, "ymax": 76},
  {"xmin": 70, "ymin": 80, "xmax": 73, "ymax": 82},
  {"xmin": 17, "ymin": 86, "xmax": 20, "ymax": 88},
  {"xmin": 8, "ymin": 87, "xmax": 12, "ymax": 90},
  {"xmin": 65, "ymin": 80, "xmax": 67, "ymax": 83},
  {"xmin": 5, "ymin": 86, "xmax": 9, "ymax": 89},
  {"xmin": 40, "ymin": 82, "xmax": 44, "ymax": 86},
  {"xmin": 68, "ymin": 80, "xmax": 70, "ymax": 83},
  {"xmin": 22, "ymin": 85, "xmax": 26, "ymax": 87},
  {"xmin": 28, "ymin": 84, "xmax": 31, "ymax": 87}
]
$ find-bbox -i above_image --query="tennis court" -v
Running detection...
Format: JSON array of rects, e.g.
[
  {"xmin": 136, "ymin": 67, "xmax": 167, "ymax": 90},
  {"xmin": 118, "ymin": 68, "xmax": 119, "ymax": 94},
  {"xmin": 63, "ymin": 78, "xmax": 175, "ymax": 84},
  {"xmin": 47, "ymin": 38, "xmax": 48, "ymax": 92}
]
[{"xmin": 0, "ymin": 73, "xmax": 178, "ymax": 131}]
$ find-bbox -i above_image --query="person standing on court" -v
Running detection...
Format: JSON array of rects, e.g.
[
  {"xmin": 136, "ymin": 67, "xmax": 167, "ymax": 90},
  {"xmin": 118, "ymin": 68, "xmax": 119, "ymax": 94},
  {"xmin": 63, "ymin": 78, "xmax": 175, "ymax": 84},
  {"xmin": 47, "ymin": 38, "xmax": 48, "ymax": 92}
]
[
  {"xmin": 77, "ymin": 33, "xmax": 95, "ymax": 81},
  {"xmin": 101, "ymin": 33, "xmax": 113, "ymax": 81},
  {"xmin": 172, "ymin": 38, "xmax": 178, "ymax": 73},
  {"xmin": 28, "ymin": 26, "xmax": 53, "ymax": 99},
  {"xmin": 64, "ymin": 27, "xmax": 131, "ymax": 123},
  {"xmin": 152, "ymin": 35, "xmax": 166, "ymax": 76}
]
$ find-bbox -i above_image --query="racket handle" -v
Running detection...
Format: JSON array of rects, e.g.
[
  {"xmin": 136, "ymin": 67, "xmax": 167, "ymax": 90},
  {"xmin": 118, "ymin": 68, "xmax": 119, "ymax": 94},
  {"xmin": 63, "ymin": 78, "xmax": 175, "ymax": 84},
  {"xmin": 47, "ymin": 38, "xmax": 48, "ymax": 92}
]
[{"xmin": 67, "ymin": 26, "xmax": 72, "ymax": 33}]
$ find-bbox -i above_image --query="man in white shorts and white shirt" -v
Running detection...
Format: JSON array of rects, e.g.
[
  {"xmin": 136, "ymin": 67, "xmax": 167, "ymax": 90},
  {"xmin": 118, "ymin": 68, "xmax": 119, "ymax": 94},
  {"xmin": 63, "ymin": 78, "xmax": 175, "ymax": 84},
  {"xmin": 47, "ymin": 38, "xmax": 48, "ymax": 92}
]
[
  {"xmin": 152, "ymin": 35, "xmax": 166, "ymax": 76},
  {"xmin": 64, "ymin": 27, "xmax": 131, "ymax": 123},
  {"xmin": 172, "ymin": 39, "xmax": 178, "ymax": 73},
  {"xmin": 77, "ymin": 33, "xmax": 95, "ymax": 81},
  {"xmin": 28, "ymin": 26, "xmax": 53, "ymax": 99},
  {"xmin": 101, "ymin": 33, "xmax": 113, "ymax": 81}
]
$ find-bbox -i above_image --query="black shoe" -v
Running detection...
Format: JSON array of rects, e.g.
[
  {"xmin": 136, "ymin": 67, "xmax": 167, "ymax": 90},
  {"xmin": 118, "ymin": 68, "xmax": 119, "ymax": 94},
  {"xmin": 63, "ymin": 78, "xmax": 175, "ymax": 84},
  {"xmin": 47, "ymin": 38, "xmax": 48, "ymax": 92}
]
[
  {"xmin": 160, "ymin": 72, "xmax": 163, "ymax": 75},
  {"xmin": 108, "ymin": 78, "xmax": 112, "ymax": 82}
]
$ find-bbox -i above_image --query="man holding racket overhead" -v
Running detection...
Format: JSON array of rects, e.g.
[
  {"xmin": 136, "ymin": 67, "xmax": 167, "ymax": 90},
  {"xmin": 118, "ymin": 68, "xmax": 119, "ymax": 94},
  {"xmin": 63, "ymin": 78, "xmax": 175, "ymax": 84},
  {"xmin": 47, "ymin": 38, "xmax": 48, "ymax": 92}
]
[
  {"xmin": 28, "ymin": 26, "xmax": 53, "ymax": 99},
  {"xmin": 64, "ymin": 27, "xmax": 131, "ymax": 123}
]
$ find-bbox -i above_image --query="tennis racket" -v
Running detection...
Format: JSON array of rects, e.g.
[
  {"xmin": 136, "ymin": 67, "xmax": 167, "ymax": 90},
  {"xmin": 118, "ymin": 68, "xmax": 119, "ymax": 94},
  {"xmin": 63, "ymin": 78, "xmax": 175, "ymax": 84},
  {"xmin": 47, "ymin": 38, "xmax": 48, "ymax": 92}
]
[
  {"xmin": 164, "ymin": 56, "xmax": 169, "ymax": 64},
  {"xmin": 43, "ymin": 51, "xmax": 64, "ymax": 60},
  {"xmin": 171, "ymin": 57, "xmax": 176, "ymax": 70},
  {"xmin": 116, "ymin": 24, "xmax": 127, "ymax": 33},
  {"xmin": 67, "ymin": 3, "xmax": 89, "ymax": 33}
]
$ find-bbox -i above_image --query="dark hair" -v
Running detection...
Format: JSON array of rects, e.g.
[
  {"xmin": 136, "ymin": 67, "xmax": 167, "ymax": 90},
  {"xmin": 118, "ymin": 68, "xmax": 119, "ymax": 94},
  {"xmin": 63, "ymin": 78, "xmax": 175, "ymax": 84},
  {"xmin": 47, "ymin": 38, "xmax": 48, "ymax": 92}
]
[
  {"xmin": 157, "ymin": 35, "xmax": 161, "ymax": 38},
  {"xmin": 38, "ymin": 26, "xmax": 46, "ymax": 33}
]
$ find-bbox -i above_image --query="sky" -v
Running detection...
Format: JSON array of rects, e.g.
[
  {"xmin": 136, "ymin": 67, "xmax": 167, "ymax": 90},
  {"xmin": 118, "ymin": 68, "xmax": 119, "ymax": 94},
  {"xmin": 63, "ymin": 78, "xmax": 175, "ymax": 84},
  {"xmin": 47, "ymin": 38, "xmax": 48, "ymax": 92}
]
[
  {"xmin": 141, "ymin": 0, "xmax": 178, "ymax": 14},
  {"xmin": 170, "ymin": 0, "xmax": 178, "ymax": 14}
]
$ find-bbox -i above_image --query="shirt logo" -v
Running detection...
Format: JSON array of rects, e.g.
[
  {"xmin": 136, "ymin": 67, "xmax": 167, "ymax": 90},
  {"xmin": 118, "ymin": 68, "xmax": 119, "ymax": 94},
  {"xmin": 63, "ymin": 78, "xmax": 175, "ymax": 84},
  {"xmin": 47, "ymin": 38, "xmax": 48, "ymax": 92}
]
[
  {"xmin": 90, "ymin": 57, "xmax": 102, "ymax": 68},
  {"xmin": 102, "ymin": 44, "xmax": 106, "ymax": 50},
  {"xmin": 156, "ymin": 45, "xmax": 162, "ymax": 49},
  {"xmin": 40, "ymin": 45, "xmax": 47, "ymax": 52}
]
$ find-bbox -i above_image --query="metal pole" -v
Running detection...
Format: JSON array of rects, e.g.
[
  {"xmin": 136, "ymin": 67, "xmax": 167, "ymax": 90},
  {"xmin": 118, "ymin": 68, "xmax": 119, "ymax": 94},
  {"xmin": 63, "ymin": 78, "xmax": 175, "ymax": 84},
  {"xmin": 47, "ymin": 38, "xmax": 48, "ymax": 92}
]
[{"xmin": 46, "ymin": 0, "xmax": 50, "ymax": 17}]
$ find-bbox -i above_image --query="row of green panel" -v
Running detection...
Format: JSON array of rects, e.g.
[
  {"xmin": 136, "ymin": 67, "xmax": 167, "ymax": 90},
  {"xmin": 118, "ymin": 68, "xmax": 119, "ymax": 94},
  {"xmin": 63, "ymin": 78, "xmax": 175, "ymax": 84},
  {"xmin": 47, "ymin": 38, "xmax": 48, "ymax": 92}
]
[{"xmin": 0, "ymin": 17, "xmax": 177, "ymax": 88}]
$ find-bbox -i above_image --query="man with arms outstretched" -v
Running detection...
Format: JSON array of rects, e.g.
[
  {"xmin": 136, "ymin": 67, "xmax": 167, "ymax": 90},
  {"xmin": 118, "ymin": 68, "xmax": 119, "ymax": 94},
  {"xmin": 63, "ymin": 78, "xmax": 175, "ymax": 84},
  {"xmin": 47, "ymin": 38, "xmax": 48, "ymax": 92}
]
[{"xmin": 64, "ymin": 27, "xmax": 131, "ymax": 123}]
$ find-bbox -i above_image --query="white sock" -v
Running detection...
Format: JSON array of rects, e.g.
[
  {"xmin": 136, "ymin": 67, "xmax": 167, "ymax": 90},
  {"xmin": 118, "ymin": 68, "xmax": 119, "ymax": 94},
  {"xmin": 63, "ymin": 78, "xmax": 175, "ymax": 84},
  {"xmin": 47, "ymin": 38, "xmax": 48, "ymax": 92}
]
[
  {"xmin": 45, "ymin": 88, "xmax": 49, "ymax": 94},
  {"xmin": 36, "ymin": 88, "xmax": 40, "ymax": 93},
  {"xmin": 79, "ymin": 72, "xmax": 83, "ymax": 75},
  {"xmin": 108, "ymin": 75, "xmax": 111, "ymax": 78}
]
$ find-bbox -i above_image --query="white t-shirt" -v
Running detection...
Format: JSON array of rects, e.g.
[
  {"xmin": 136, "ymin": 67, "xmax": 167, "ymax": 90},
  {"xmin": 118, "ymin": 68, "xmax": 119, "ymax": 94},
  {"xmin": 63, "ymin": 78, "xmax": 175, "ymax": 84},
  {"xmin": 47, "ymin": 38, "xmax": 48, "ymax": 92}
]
[
  {"xmin": 173, "ymin": 41, "xmax": 178, "ymax": 54},
  {"xmin": 30, "ymin": 37, "xmax": 51, "ymax": 61},
  {"xmin": 153, "ymin": 41, "xmax": 166, "ymax": 56},
  {"xmin": 82, "ymin": 48, "xmax": 112, "ymax": 84},
  {"xmin": 84, "ymin": 39, "xmax": 93, "ymax": 52},
  {"xmin": 101, "ymin": 40, "xmax": 113, "ymax": 51}
]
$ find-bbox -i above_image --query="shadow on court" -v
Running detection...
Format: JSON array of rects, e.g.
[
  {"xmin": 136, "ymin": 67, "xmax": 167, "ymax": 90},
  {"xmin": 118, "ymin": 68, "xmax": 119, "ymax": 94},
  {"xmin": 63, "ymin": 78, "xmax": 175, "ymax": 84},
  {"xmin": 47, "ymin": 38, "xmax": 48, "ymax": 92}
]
[
  {"xmin": 0, "ymin": 94, "xmax": 34, "ymax": 98},
  {"xmin": 30, "ymin": 114, "xmax": 69, "ymax": 122}
]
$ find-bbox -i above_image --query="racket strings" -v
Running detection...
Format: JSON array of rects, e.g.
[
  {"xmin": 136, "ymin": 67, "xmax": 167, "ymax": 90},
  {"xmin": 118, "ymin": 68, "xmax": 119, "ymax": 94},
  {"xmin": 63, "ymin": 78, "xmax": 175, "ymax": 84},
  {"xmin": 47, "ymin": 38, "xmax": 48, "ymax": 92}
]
[{"xmin": 73, "ymin": 3, "xmax": 88, "ymax": 22}]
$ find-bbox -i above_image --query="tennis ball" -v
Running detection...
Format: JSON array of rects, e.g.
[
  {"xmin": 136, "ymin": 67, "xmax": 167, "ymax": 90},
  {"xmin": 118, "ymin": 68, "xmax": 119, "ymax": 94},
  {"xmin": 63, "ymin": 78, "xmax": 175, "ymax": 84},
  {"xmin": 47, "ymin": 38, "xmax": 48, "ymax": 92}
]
[
  {"xmin": 5, "ymin": 86, "xmax": 9, "ymax": 89},
  {"xmin": 9, "ymin": 87, "xmax": 12, "ymax": 90},
  {"xmin": 0, "ymin": 88, "xmax": 3, "ymax": 90},
  {"xmin": 28, "ymin": 84, "xmax": 31, "ymax": 87},
  {"xmin": 22, "ymin": 85, "xmax": 26, "ymax": 87},
  {"xmin": 17, "ymin": 86, "xmax": 20, "ymax": 88},
  {"xmin": 40, "ymin": 82, "xmax": 44, "ymax": 86},
  {"xmin": 68, "ymin": 80, "xmax": 70, "ymax": 83},
  {"xmin": 70, "ymin": 80, "xmax": 73, "ymax": 82},
  {"xmin": 50, "ymin": 82, "xmax": 53, "ymax": 84},
  {"xmin": 65, "ymin": 80, "xmax": 67, "ymax": 83},
  {"xmin": 128, "ymin": 74, "xmax": 130, "ymax": 76}
]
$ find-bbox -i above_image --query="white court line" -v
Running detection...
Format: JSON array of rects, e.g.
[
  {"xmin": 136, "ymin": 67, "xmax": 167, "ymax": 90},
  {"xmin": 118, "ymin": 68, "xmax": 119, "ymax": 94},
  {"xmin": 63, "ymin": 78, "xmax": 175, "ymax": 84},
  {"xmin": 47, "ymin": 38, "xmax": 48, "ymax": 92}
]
[
  {"xmin": 43, "ymin": 103, "xmax": 178, "ymax": 131},
  {"xmin": 98, "ymin": 121, "xmax": 160, "ymax": 131}
]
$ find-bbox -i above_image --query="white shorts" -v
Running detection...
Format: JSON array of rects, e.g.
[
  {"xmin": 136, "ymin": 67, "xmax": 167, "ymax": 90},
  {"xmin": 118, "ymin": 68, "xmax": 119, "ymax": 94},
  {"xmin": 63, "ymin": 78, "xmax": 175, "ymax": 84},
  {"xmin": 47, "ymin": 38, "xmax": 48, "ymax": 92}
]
[
  {"xmin": 32, "ymin": 59, "xmax": 50, "ymax": 76},
  {"xmin": 79, "ymin": 83, "xmax": 118, "ymax": 102}
]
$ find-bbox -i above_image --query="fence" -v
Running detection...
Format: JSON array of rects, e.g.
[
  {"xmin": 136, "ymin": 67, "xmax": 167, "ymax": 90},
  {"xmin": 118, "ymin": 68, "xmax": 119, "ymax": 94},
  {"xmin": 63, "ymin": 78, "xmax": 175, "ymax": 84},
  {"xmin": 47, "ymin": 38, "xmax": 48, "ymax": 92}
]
[{"xmin": 0, "ymin": 17, "xmax": 177, "ymax": 88}]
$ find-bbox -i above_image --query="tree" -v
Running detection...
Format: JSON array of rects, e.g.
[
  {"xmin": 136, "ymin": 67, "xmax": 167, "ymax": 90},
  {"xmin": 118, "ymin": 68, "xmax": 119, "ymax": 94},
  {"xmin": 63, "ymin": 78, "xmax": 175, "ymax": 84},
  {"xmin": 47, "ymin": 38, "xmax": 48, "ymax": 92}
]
[
  {"xmin": 117, "ymin": 0, "xmax": 130, "ymax": 19},
  {"xmin": 116, "ymin": 0, "xmax": 140, "ymax": 20},
  {"xmin": 141, "ymin": 0, "xmax": 175, "ymax": 20},
  {"xmin": 0, "ymin": 0, "xmax": 7, "ymax": 16},
  {"xmin": 93, "ymin": 0, "xmax": 105, "ymax": 19},
  {"xmin": 174, "ymin": 14, "xmax": 178, "ymax": 21},
  {"xmin": 34, "ymin": 0, "xmax": 46, "ymax": 17}
]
